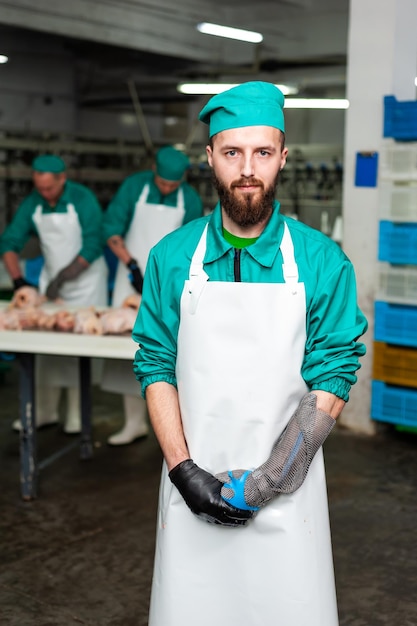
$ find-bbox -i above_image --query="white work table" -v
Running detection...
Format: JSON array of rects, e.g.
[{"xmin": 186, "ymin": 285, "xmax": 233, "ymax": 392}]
[{"xmin": 0, "ymin": 301, "xmax": 139, "ymax": 500}]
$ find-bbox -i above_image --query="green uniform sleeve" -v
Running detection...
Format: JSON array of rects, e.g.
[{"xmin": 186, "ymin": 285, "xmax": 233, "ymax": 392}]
[
  {"xmin": 133, "ymin": 246, "xmax": 179, "ymax": 396},
  {"xmin": 302, "ymin": 250, "xmax": 367, "ymax": 401},
  {"xmin": 0, "ymin": 194, "xmax": 39, "ymax": 255}
]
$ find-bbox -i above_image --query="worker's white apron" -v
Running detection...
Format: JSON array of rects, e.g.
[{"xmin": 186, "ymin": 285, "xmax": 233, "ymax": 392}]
[
  {"xmin": 33, "ymin": 203, "xmax": 108, "ymax": 387},
  {"xmin": 103, "ymin": 184, "xmax": 185, "ymax": 394},
  {"xmin": 111, "ymin": 183, "xmax": 185, "ymax": 307},
  {"xmin": 149, "ymin": 223, "xmax": 339, "ymax": 626}
]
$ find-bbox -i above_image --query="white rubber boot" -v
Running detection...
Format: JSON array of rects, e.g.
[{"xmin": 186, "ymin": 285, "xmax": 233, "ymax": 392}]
[
  {"xmin": 13, "ymin": 385, "xmax": 61, "ymax": 431},
  {"xmin": 107, "ymin": 394, "xmax": 149, "ymax": 445},
  {"xmin": 63, "ymin": 387, "xmax": 81, "ymax": 434}
]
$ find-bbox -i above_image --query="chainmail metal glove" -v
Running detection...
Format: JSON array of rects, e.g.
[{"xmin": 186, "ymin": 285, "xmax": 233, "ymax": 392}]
[
  {"xmin": 217, "ymin": 393, "xmax": 336, "ymax": 510},
  {"xmin": 46, "ymin": 257, "xmax": 86, "ymax": 300},
  {"xmin": 169, "ymin": 459, "xmax": 255, "ymax": 527}
]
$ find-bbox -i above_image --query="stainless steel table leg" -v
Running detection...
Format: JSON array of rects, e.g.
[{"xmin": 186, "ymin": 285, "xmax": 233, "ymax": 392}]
[
  {"xmin": 79, "ymin": 356, "xmax": 93, "ymax": 460},
  {"xmin": 18, "ymin": 352, "xmax": 37, "ymax": 500}
]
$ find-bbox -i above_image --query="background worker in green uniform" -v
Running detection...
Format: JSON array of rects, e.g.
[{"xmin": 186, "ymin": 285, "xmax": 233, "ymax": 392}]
[
  {"xmin": 132, "ymin": 82, "xmax": 368, "ymax": 626},
  {"xmin": 101, "ymin": 145, "xmax": 203, "ymax": 446},
  {"xmin": 0, "ymin": 154, "xmax": 108, "ymax": 434}
]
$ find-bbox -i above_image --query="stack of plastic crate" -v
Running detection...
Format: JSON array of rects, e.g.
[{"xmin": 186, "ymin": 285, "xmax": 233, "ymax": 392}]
[{"xmin": 372, "ymin": 97, "xmax": 417, "ymax": 427}]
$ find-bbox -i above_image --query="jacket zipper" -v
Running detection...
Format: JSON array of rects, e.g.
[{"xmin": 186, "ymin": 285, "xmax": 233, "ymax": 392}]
[{"xmin": 234, "ymin": 248, "xmax": 241, "ymax": 282}]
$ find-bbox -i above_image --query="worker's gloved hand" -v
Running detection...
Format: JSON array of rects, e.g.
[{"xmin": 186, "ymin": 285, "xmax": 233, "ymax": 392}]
[
  {"xmin": 169, "ymin": 459, "xmax": 255, "ymax": 527},
  {"xmin": 13, "ymin": 277, "xmax": 37, "ymax": 292},
  {"xmin": 217, "ymin": 393, "xmax": 336, "ymax": 510},
  {"xmin": 46, "ymin": 257, "xmax": 86, "ymax": 300},
  {"xmin": 126, "ymin": 258, "xmax": 143, "ymax": 294}
]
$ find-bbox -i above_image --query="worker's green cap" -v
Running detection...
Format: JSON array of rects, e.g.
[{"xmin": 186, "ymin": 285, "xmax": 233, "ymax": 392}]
[
  {"xmin": 155, "ymin": 146, "xmax": 190, "ymax": 181},
  {"xmin": 32, "ymin": 154, "xmax": 66, "ymax": 173},
  {"xmin": 199, "ymin": 81, "xmax": 285, "ymax": 137}
]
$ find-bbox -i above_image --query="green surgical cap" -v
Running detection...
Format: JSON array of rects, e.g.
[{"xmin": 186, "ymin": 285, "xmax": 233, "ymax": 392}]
[
  {"xmin": 32, "ymin": 154, "xmax": 66, "ymax": 173},
  {"xmin": 199, "ymin": 81, "xmax": 285, "ymax": 137},
  {"xmin": 155, "ymin": 146, "xmax": 190, "ymax": 181}
]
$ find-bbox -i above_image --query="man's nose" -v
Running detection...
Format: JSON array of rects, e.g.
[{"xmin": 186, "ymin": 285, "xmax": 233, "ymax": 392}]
[{"xmin": 241, "ymin": 154, "xmax": 255, "ymax": 177}]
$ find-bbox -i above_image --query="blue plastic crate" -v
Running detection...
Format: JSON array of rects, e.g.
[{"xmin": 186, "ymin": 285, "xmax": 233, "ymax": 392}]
[
  {"xmin": 371, "ymin": 380, "xmax": 417, "ymax": 427},
  {"xmin": 374, "ymin": 300, "xmax": 417, "ymax": 347},
  {"xmin": 384, "ymin": 95, "xmax": 417, "ymax": 141},
  {"xmin": 378, "ymin": 220, "xmax": 417, "ymax": 265}
]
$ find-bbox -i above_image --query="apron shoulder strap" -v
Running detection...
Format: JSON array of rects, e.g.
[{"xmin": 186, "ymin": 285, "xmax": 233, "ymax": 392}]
[
  {"xmin": 137, "ymin": 183, "xmax": 150, "ymax": 204},
  {"xmin": 187, "ymin": 224, "xmax": 209, "ymax": 315},
  {"xmin": 189, "ymin": 224, "xmax": 209, "ymax": 279},
  {"xmin": 176, "ymin": 186, "xmax": 185, "ymax": 210},
  {"xmin": 280, "ymin": 222, "xmax": 299, "ymax": 285}
]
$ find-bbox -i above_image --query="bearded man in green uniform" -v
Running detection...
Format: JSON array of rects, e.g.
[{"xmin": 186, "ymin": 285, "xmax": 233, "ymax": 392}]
[{"xmin": 132, "ymin": 83, "xmax": 367, "ymax": 626}]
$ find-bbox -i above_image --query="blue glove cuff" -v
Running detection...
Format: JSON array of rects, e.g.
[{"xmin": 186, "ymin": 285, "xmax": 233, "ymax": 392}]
[{"xmin": 222, "ymin": 470, "xmax": 259, "ymax": 511}]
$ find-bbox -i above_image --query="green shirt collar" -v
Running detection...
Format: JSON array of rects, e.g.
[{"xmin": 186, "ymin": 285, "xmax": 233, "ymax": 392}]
[
  {"xmin": 206, "ymin": 200, "xmax": 284, "ymax": 267},
  {"xmin": 222, "ymin": 228, "xmax": 258, "ymax": 248}
]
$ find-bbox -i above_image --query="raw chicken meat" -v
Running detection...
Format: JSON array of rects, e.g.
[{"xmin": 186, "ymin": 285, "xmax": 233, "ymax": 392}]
[
  {"xmin": 0, "ymin": 308, "xmax": 22, "ymax": 330},
  {"xmin": 73, "ymin": 308, "xmax": 103, "ymax": 335},
  {"xmin": 1, "ymin": 289, "xmax": 139, "ymax": 335},
  {"xmin": 14, "ymin": 307, "xmax": 41, "ymax": 330},
  {"xmin": 122, "ymin": 293, "xmax": 141, "ymax": 310},
  {"xmin": 9, "ymin": 286, "xmax": 45, "ymax": 309},
  {"xmin": 55, "ymin": 310, "xmax": 75, "ymax": 332},
  {"xmin": 100, "ymin": 306, "xmax": 138, "ymax": 335},
  {"xmin": 36, "ymin": 310, "xmax": 59, "ymax": 331}
]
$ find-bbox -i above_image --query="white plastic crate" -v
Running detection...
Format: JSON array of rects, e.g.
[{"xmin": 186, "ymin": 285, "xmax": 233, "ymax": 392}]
[
  {"xmin": 378, "ymin": 263, "xmax": 417, "ymax": 305},
  {"xmin": 379, "ymin": 181, "xmax": 417, "ymax": 221},
  {"xmin": 379, "ymin": 141, "xmax": 417, "ymax": 181}
]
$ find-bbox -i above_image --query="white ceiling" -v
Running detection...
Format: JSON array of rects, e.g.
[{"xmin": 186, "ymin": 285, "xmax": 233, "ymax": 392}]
[{"xmin": 0, "ymin": 0, "xmax": 351, "ymax": 110}]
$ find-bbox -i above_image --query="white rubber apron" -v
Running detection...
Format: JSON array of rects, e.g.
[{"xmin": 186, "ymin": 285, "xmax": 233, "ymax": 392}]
[
  {"xmin": 149, "ymin": 223, "xmax": 339, "ymax": 626},
  {"xmin": 104, "ymin": 184, "xmax": 185, "ymax": 394},
  {"xmin": 111, "ymin": 183, "xmax": 185, "ymax": 307},
  {"xmin": 33, "ymin": 203, "xmax": 108, "ymax": 387}
]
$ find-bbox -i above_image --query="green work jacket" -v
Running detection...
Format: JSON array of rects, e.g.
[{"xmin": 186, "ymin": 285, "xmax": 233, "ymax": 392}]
[{"xmin": 133, "ymin": 201, "xmax": 368, "ymax": 402}]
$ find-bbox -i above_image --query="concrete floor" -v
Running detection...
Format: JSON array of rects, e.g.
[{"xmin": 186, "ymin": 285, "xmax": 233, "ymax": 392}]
[{"xmin": 1, "ymin": 360, "xmax": 417, "ymax": 626}]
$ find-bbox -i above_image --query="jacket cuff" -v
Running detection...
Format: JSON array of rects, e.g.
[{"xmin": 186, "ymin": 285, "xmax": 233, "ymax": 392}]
[
  {"xmin": 310, "ymin": 377, "xmax": 351, "ymax": 402},
  {"xmin": 140, "ymin": 374, "xmax": 177, "ymax": 399}
]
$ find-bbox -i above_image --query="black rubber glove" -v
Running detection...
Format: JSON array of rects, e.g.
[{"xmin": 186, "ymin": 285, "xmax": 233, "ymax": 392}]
[
  {"xmin": 169, "ymin": 459, "xmax": 255, "ymax": 527},
  {"xmin": 13, "ymin": 277, "xmax": 36, "ymax": 292},
  {"xmin": 46, "ymin": 257, "xmax": 86, "ymax": 300},
  {"xmin": 126, "ymin": 258, "xmax": 143, "ymax": 294}
]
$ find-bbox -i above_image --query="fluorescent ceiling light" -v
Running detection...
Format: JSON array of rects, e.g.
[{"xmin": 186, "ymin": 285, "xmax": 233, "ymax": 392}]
[
  {"xmin": 0, "ymin": 55, "xmax": 8, "ymax": 64},
  {"xmin": 284, "ymin": 98, "xmax": 349, "ymax": 109},
  {"xmin": 197, "ymin": 22, "xmax": 263, "ymax": 44},
  {"xmin": 178, "ymin": 83, "xmax": 298, "ymax": 96}
]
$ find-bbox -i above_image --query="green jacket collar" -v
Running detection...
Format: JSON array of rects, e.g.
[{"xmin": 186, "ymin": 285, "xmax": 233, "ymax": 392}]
[{"xmin": 205, "ymin": 200, "xmax": 284, "ymax": 268}]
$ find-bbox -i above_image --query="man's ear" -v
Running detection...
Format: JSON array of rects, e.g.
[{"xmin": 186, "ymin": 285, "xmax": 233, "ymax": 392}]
[{"xmin": 206, "ymin": 145, "xmax": 213, "ymax": 167}]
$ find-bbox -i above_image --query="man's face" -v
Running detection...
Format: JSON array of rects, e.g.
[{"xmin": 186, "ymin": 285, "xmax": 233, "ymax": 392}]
[
  {"xmin": 206, "ymin": 125, "xmax": 287, "ymax": 228},
  {"xmin": 33, "ymin": 172, "xmax": 66, "ymax": 206},
  {"xmin": 154, "ymin": 175, "xmax": 181, "ymax": 196}
]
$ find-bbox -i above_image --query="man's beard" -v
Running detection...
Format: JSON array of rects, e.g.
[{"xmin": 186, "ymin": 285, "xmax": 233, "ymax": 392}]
[{"xmin": 212, "ymin": 172, "xmax": 279, "ymax": 228}]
